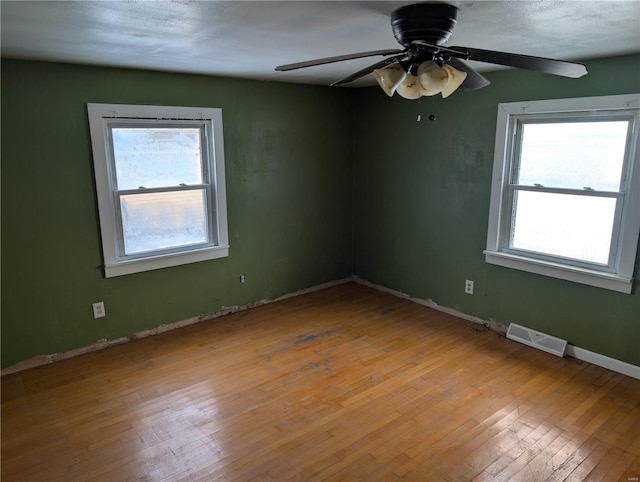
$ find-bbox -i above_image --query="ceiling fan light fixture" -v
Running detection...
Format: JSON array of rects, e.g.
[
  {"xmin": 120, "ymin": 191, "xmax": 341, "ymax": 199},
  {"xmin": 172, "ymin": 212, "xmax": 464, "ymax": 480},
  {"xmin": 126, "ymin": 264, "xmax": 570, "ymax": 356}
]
[
  {"xmin": 440, "ymin": 63, "xmax": 468, "ymax": 98},
  {"xmin": 417, "ymin": 60, "xmax": 449, "ymax": 96},
  {"xmin": 395, "ymin": 74, "xmax": 422, "ymax": 99},
  {"xmin": 275, "ymin": 3, "xmax": 588, "ymax": 90},
  {"xmin": 374, "ymin": 64, "xmax": 407, "ymax": 97}
]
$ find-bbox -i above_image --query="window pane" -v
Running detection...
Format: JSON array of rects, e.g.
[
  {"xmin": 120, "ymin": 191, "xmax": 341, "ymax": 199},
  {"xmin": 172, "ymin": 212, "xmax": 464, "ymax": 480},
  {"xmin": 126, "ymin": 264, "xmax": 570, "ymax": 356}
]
[
  {"xmin": 518, "ymin": 121, "xmax": 628, "ymax": 191},
  {"xmin": 120, "ymin": 190, "xmax": 209, "ymax": 255},
  {"xmin": 112, "ymin": 128, "xmax": 203, "ymax": 189},
  {"xmin": 511, "ymin": 190, "xmax": 616, "ymax": 264}
]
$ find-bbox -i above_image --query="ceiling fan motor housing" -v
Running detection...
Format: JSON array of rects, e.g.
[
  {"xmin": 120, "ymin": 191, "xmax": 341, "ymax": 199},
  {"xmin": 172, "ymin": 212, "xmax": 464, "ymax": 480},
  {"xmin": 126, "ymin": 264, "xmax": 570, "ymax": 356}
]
[{"xmin": 391, "ymin": 2, "xmax": 458, "ymax": 47}]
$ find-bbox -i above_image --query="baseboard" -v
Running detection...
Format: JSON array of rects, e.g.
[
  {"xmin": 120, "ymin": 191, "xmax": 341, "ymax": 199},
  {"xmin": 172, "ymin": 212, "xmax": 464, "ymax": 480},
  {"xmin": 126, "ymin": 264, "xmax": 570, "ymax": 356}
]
[
  {"xmin": 1, "ymin": 277, "xmax": 352, "ymax": 376},
  {"xmin": 352, "ymin": 276, "xmax": 640, "ymax": 381},
  {"xmin": 566, "ymin": 345, "xmax": 640, "ymax": 380}
]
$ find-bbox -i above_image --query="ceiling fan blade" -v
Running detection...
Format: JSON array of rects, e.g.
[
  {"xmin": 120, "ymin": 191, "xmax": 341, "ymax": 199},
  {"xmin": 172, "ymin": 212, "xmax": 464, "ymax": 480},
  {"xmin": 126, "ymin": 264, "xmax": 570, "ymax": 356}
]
[
  {"xmin": 450, "ymin": 46, "xmax": 588, "ymax": 78},
  {"xmin": 446, "ymin": 58, "xmax": 490, "ymax": 91},
  {"xmin": 275, "ymin": 49, "xmax": 403, "ymax": 72},
  {"xmin": 331, "ymin": 55, "xmax": 405, "ymax": 86}
]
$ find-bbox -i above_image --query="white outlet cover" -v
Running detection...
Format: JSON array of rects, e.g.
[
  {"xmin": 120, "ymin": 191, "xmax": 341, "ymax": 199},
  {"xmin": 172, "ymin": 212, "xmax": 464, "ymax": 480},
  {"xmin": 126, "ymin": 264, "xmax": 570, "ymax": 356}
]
[
  {"xmin": 465, "ymin": 280, "xmax": 474, "ymax": 294},
  {"xmin": 92, "ymin": 301, "xmax": 106, "ymax": 318}
]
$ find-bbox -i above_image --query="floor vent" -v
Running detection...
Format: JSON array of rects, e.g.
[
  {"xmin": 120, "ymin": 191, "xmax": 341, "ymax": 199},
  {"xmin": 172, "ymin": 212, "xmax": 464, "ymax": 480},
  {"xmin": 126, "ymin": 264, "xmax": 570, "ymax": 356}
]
[{"xmin": 506, "ymin": 323, "xmax": 567, "ymax": 357}]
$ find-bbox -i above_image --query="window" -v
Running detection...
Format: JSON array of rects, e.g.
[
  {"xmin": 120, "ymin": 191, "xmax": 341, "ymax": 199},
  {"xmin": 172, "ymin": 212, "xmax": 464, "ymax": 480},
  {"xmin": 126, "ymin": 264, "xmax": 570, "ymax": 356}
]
[
  {"xmin": 88, "ymin": 104, "xmax": 229, "ymax": 277},
  {"xmin": 485, "ymin": 94, "xmax": 640, "ymax": 293}
]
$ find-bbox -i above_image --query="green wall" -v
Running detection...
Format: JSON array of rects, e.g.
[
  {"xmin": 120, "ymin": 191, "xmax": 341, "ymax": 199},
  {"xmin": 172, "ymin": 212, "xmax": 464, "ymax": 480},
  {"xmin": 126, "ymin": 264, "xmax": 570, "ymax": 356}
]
[
  {"xmin": 1, "ymin": 60, "xmax": 354, "ymax": 368},
  {"xmin": 352, "ymin": 54, "xmax": 640, "ymax": 366},
  {"xmin": 2, "ymin": 55, "xmax": 639, "ymax": 369}
]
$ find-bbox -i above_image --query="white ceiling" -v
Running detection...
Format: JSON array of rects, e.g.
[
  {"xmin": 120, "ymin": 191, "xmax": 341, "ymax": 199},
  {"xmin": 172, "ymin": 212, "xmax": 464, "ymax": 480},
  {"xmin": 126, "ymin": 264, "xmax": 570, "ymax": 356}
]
[{"xmin": 2, "ymin": 1, "xmax": 639, "ymax": 87}]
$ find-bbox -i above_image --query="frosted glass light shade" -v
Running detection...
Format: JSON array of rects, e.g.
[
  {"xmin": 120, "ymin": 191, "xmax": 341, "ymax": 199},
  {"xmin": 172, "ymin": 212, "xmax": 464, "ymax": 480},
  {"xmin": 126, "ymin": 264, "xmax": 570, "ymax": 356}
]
[
  {"xmin": 374, "ymin": 64, "xmax": 407, "ymax": 97},
  {"xmin": 417, "ymin": 61, "xmax": 449, "ymax": 96},
  {"xmin": 440, "ymin": 64, "xmax": 468, "ymax": 98},
  {"xmin": 396, "ymin": 74, "xmax": 422, "ymax": 99}
]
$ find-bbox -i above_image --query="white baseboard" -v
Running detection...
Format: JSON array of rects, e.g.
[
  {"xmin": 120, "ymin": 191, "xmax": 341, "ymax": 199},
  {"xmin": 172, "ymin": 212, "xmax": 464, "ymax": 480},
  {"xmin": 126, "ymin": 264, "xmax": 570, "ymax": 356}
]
[
  {"xmin": 352, "ymin": 276, "xmax": 640, "ymax": 380},
  {"xmin": 566, "ymin": 345, "xmax": 640, "ymax": 380},
  {"xmin": 1, "ymin": 277, "xmax": 352, "ymax": 376}
]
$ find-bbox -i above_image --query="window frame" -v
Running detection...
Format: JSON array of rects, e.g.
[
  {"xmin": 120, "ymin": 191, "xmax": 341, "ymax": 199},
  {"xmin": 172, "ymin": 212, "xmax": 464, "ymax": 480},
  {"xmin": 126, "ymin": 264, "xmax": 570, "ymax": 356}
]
[
  {"xmin": 88, "ymin": 103, "xmax": 229, "ymax": 278},
  {"xmin": 485, "ymin": 94, "xmax": 640, "ymax": 294}
]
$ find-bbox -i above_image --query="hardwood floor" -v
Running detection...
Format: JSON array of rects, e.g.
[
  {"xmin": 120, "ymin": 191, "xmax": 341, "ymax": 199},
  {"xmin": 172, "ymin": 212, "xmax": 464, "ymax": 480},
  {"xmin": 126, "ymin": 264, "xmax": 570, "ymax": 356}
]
[{"xmin": 2, "ymin": 282, "xmax": 639, "ymax": 481}]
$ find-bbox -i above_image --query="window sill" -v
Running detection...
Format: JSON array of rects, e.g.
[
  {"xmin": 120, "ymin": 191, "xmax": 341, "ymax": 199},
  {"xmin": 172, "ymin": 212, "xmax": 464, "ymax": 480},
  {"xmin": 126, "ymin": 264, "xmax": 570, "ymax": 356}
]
[
  {"xmin": 105, "ymin": 245, "xmax": 229, "ymax": 278},
  {"xmin": 484, "ymin": 250, "xmax": 633, "ymax": 294}
]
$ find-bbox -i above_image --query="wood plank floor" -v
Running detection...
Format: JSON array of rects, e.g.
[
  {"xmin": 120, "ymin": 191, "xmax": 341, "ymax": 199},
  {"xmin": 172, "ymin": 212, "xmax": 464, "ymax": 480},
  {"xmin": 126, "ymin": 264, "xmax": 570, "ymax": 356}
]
[{"xmin": 2, "ymin": 282, "xmax": 639, "ymax": 481}]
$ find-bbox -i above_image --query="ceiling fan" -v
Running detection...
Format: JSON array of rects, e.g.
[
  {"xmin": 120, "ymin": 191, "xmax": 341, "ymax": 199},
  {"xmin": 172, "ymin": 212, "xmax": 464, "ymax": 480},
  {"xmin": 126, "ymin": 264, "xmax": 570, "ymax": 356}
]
[{"xmin": 275, "ymin": 2, "xmax": 588, "ymax": 99}]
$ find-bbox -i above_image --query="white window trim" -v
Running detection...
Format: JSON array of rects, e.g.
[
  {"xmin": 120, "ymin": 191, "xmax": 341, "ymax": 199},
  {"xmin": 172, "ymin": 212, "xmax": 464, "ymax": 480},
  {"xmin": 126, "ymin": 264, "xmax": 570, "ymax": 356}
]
[
  {"xmin": 485, "ymin": 94, "xmax": 640, "ymax": 294},
  {"xmin": 88, "ymin": 103, "xmax": 229, "ymax": 277}
]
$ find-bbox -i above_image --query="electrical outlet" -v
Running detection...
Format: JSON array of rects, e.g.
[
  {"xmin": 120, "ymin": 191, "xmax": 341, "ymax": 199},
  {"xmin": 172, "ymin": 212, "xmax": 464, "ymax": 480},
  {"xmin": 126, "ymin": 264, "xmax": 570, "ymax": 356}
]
[
  {"xmin": 92, "ymin": 301, "xmax": 106, "ymax": 319},
  {"xmin": 465, "ymin": 279, "xmax": 474, "ymax": 295},
  {"xmin": 240, "ymin": 274, "xmax": 246, "ymax": 284}
]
